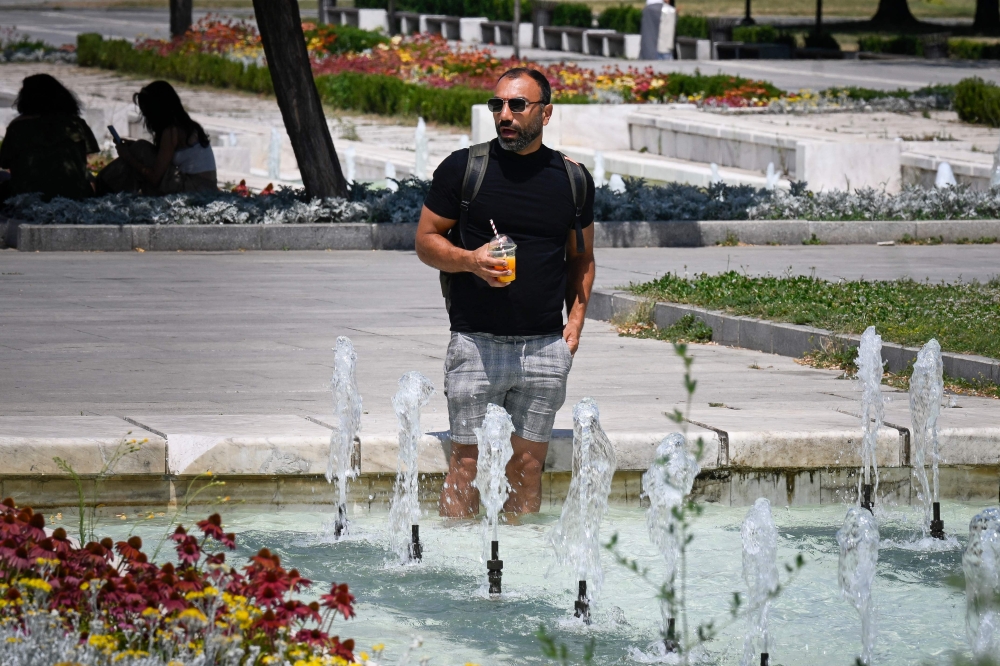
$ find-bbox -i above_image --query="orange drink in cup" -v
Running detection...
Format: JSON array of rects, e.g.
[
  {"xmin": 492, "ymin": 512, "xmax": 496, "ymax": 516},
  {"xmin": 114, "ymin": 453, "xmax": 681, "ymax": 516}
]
[{"xmin": 488, "ymin": 235, "xmax": 517, "ymax": 283}]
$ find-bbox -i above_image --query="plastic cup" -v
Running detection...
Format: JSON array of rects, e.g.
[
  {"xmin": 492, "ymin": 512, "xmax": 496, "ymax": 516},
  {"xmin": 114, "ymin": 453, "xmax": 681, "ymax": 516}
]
[{"xmin": 488, "ymin": 235, "xmax": 516, "ymax": 283}]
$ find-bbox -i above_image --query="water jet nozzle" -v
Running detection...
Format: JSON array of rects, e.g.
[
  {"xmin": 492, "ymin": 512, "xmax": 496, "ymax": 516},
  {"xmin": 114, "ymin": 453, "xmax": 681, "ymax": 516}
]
[
  {"xmin": 574, "ymin": 580, "xmax": 590, "ymax": 624},
  {"xmin": 410, "ymin": 524, "xmax": 423, "ymax": 561},
  {"xmin": 333, "ymin": 503, "xmax": 348, "ymax": 538},
  {"xmin": 487, "ymin": 540, "xmax": 503, "ymax": 597},
  {"xmin": 760, "ymin": 653, "xmax": 769, "ymax": 666},
  {"xmin": 930, "ymin": 501, "xmax": 945, "ymax": 540},
  {"xmin": 663, "ymin": 617, "xmax": 679, "ymax": 653},
  {"xmin": 860, "ymin": 483, "xmax": 874, "ymax": 514}
]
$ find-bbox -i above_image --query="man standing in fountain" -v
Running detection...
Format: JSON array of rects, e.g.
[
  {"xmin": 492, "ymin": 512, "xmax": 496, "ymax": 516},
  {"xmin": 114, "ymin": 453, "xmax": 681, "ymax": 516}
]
[{"xmin": 415, "ymin": 67, "xmax": 596, "ymax": 517}]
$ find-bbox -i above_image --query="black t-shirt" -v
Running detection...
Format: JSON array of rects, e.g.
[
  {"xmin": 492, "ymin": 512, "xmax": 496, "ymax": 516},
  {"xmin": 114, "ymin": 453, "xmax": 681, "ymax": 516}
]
[{"xmin": 424, "ymin": 139, "xmax": 595, "ymax": 336}]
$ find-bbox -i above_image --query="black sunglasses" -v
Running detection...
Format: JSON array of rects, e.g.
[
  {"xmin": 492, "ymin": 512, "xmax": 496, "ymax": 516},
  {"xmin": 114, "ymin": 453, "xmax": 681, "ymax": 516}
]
[{"xmin": 487, "ymin": 97, "xmax": 544, "ymax": 113}]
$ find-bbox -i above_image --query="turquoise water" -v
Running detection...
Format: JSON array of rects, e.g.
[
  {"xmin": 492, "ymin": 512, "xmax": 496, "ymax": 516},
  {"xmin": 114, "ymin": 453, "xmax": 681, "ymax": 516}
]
[{"xmin": 84, "ymin": 499, "xmax": 995, "ymax": 666}]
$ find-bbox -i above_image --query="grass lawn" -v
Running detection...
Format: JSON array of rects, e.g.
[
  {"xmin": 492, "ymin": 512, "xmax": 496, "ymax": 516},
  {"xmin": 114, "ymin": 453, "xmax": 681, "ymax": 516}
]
[{"xmin": 628, "ymin": 271, "xmax": 1000, "ymax": 360}]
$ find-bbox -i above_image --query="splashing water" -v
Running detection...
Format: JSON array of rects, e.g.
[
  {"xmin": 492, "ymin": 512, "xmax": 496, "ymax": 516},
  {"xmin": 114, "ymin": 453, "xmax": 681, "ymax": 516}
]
[
  {"xmin": 909, "ymin": 339, "xmax": 943, "ymax": 531},
  {"xmin": 549, "ymin": 398, "xmax": 618, "ymax": 597},
  {"xmin": 856, "ymin": 326, "xmax": 884, "ymax": 509},
  {"xmin": 963, "ymin": 507, "xmax": 1000, "ymax": 657},
  {"xmin": 643, "ymin": 433, "xmax": 701, "ymax": 643},
  {"xmin": 328, "ymin": 336, "xmax": 362, "ymax": 536},
  {"xmin": 414, "ymin": 117, "xmax": 429, "ymax": 180},
  {"xmin": 473, "ymin": 404, "xmax": 514, "ymax": 564},
  {"xmin": 837, "ymin": 507, "xmax": 880, "ymax": 665},
  {"xmin": 740, "ymin": 498, "xmax": 778, "ymax": 666},
  {"xmin": 388, "ymin": 372, "xmax": 435, "ymax": 564}
]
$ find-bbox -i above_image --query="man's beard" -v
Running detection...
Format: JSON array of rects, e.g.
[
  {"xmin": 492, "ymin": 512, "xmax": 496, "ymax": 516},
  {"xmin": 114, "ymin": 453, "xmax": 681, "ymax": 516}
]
[{"xmin": 496, "ymin": 114, "xmax": 543, "ymax": 152}]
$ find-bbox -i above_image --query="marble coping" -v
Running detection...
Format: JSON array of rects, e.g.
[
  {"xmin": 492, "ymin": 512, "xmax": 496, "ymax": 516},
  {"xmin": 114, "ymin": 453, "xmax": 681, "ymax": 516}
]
[
  {"xmin": 0, "ymin": 416, "xmax": 165, "ymax": 475},
  {"xmin": 1, "ymin": 413, "xmax": 995, "ymax": 478}
]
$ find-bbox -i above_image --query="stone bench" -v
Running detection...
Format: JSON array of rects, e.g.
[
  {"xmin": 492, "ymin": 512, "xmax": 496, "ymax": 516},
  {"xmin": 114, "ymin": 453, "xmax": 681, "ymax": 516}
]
[
  {"xmin": 586, "ymin": 30, "xmax": 640, "ymax": 58},
  {"xmin": 323, "ymin": 7, "xmax": 389, "ymax": 33},
  {"xmin": 422, "ymin": 15, "xmax": 486, "ymax": 43},
  {"xmin": 395, "ymin": 11, "xmax": 421, "ymax": 34},
  {"xmin": 540, "ymin": 25, "xmax": 587, "ymax": 52},
  {"xmin": 479, "ymin": 20, "xmax": 533, "ymax": 46},
  {"xmin": 676, "ymin": 36, "xmax": 711, "ymax": 60}
]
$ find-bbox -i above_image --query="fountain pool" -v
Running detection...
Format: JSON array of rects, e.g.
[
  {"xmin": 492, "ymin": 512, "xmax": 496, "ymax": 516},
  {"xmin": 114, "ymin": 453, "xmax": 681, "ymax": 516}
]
[{"xmin": 74, "ymin": 499, "xmax": 996, "ymax": 665}]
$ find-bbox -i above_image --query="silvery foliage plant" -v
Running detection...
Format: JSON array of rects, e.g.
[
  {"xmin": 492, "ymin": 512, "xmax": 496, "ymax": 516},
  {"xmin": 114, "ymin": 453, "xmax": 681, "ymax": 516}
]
[
  {"xmin": 749, "ymin": 182, "xmax": 1000, "ymax": 221},
  {"xmin": 4, "ymin": 190, "xmax": 369, "ymax": 226}
]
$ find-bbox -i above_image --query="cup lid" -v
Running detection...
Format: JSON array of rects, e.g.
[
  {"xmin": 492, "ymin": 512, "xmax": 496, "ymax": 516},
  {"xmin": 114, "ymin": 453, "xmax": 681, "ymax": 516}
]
[{"xmin": 489, "ymin": 234, "xmax": 516, "ymax": 250}]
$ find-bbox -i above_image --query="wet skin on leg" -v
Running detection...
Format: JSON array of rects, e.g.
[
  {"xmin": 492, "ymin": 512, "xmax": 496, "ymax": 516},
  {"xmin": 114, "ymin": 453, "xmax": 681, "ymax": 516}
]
[{"xmin": 438, "ymin": 435, "xmax": 548, "ymax": 518}]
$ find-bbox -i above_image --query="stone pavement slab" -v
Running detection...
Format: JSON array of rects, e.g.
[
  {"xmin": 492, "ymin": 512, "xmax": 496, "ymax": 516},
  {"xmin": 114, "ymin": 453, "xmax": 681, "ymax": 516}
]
[{"xmin": 0, "ymin": 415, "xmax": 164, "ymax": 474}]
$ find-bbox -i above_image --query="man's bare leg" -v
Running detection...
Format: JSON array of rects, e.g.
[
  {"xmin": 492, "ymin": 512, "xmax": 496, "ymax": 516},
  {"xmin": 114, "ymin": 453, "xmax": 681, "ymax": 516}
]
[
  {"xmin": 439, "ymin": 443, "xmax": 480, "ymax": 518},
  {"xmin": 504, "ymin": 435, "xmax": 548, "ymax": 514}
]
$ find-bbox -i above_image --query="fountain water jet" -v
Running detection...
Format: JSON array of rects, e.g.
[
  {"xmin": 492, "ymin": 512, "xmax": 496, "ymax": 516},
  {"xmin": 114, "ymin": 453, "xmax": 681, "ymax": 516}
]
[
  {"xmin": 548, "ymin": 398, "xmax": 617, "ymax": 623},
  {"xmin": 328, "ymin": 336, "xmax": 362, "ymax": 539},
  {"xmin": 909, "ymin": 339, "xmax": 944, "ymax": 539},
  {"xmin": 473, "ymin": 403, "xmax": 514, "ymax": 597},
  {"xmin": 388, "ymin": 372, "xmax": 435, "ymax": 564},
  {"xmin": 837, "ymin": 507, "xmax": 880, "ymax": 665},
  {"xmin": 642, "ymin": 432, "xmax": 700, "ymax": 652},
  {"xmin": 856, "ymin": 327, "xmax": 884, "ymax": 513},
  {"xmin": 963, "ymin": 507, "xmax": 1000, "ymax": 657},
  {"xmin": 740, "ymin": 498, "xmax": 778, "ymax": 666}
]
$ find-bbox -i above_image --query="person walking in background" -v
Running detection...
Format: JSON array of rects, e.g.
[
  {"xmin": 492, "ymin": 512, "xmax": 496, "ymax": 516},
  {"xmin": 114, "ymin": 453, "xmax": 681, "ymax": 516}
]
[
  {"xmin": 415, "ymin": 67, "xmax": 596, "ymax": 518},
  {"xmin": 0, "ymin": 74, "xmax": 99, "ymax": 202},
  {"xmin": 640, "ymin": 0, "xmax": 676, "ymax": 60},
  {"xmin": 98, "ymin": 80, "xmax": 217, "ymax": 195}
]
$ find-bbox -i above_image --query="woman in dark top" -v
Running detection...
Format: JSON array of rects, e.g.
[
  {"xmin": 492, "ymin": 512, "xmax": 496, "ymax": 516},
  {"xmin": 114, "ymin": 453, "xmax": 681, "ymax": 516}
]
[
  {"xmin": 97, "ymin": 80, "xmax": 216, "ymax": 195},
  {"xmin": 0, "ymin": 74, "xmax": 99, "ymax": 201}
]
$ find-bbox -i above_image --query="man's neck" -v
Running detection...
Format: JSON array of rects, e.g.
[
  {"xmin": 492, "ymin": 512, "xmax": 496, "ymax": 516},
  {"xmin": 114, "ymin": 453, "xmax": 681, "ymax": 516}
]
[{"xmin": 512, "ymin": 136, "xmax": 544, "ymax": 156}]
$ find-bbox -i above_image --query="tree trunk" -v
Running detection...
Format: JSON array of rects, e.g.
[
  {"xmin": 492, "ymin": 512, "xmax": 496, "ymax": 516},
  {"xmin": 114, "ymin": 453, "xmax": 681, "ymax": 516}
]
[
  {"xmin": 253, "ymin": 0, "xmax": 347, "ymax": 198},
  {"xmin": 169, "ymin": 0, "xmax": 193, "ymax": 38},
  {"xmin": 974, "ymin": 0, "xmax": 1000, "ymax": 33},
  {"xmin": 871, "ymin": 0, "xmax": 917, "ymax": 25}
]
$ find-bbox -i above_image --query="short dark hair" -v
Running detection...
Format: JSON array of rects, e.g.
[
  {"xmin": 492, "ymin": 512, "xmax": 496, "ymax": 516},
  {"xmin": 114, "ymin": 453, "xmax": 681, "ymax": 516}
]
[
  {"xmin": 496, "ymin": 67, "xmax": 552, "ymax": 105},
  {"xmin": 15, "ymin": 74, "xmax": 80, "ymax": 116}
]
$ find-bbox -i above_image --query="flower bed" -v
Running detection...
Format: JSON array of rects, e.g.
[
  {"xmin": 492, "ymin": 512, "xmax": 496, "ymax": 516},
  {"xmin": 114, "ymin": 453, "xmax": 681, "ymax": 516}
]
[
  {"xmin": 0, "ymin": 27, "xmax": 76, "ymax": 63},
  {"xmin": 0, "ymin": 498, "xmax": 357, "ymax": 665},
  {"xmin": 9, "ymin": 179, "xmax": 1000, "ymax": 227}
]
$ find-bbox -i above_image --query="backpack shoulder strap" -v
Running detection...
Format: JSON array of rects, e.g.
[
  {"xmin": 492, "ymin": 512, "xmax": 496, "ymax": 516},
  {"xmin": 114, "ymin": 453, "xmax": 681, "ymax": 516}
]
[
  {"xmin": 558, "ymin": 152, "xmax": 588, "ymax": 254},
  {"xmin": 455, "ymin": 142, "xmax": 491, "ymax": 249}
]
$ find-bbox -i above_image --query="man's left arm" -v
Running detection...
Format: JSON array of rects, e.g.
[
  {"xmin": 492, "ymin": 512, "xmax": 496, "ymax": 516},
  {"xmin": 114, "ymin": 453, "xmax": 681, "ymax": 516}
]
[{"xmin": 564, "ymin": 223, "xmax": 596, "ymax": 355}]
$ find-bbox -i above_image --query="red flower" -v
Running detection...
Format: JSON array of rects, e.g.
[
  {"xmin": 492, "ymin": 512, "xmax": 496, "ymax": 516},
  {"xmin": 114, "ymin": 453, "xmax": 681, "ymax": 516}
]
[
  {"xmin": 174, "ymin": 535, "xmax": 201, "ymax": 566},
  {"xmin": 320, "ymin": 582, "xmax": 355, "ymax": 620}
]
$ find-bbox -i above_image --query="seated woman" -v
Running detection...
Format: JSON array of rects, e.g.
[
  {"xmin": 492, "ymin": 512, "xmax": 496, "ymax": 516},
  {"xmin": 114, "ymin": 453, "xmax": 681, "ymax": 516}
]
[
  {"xmin": 0, "ymin": 74, "xmax": 99, "ymax": 201},
  {"xmin": 98, "ymin": 80, "xmax": 217, "ymax": 195}
]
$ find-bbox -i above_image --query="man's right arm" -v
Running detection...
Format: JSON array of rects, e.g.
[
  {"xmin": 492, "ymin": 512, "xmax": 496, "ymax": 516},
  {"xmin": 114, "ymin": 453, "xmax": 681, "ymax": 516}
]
[{"xmin": 415, "ymin": 205, "xmax": 511, "ymax": 288}]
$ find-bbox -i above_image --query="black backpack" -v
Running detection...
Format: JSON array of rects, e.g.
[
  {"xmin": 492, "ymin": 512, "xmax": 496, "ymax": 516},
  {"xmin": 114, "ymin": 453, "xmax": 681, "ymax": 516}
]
[{"xmin": 439, "ymin": 141, "xmax": 588, "ymax": 308}]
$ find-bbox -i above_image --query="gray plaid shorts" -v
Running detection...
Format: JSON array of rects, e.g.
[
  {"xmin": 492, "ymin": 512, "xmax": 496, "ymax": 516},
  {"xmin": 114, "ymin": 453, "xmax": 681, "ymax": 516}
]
[{"xmin": 444, "ymin": 332, "xmax": 573, "ymax": 445}]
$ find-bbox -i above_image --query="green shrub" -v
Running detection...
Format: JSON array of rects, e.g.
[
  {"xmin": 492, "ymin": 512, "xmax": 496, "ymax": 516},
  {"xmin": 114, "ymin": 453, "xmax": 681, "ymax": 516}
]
[
  {"xmin": 804, "ymin": 31, "xmax": 840, "ymax": 50},
  {"xmin": 858, "ymin": 34, "xmax": 922, "ymax": 56},
  {"xmin": 552, "ymin": 2, "xmax": 593, "ymax": 27},
  {"xmin": 732, "ymin": 24, "xmax": 777, "ymax": 43},
  {"xmin": 315, "ymin": 72, "xmax": 491, "ymax": 125},
  {"xmin": 676, "ymin": 15, "xmax": 708, "ymax": 38},
  {"xmin": 597, "ymin": 4, "xmax": 643, "ymax": 33},
  {"xmin": 954, "ymin": 77, "xmax": 1000, "ymax": 127},
  {"xmin": 949, "ymin": 38, "xmax": 1000, "ymax": 60},
  {"xmin": 77, "ymin": 33, "xmax": 273, "ymax": 93},
  {"xmin": 305, "ymin": 23, "xmax": 389, "ymax": 54}
]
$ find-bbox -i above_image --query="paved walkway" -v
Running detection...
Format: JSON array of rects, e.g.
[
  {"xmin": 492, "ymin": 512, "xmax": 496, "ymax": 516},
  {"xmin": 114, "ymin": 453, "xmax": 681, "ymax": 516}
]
[{"xmin": 1, "ymin": 248, "xmax": 995, "ymax": 445}]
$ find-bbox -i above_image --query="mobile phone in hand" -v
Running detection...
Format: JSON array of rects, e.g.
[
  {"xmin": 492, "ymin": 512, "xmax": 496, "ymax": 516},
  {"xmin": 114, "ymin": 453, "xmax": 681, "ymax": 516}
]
[{"xmin": 108, "ymin": 125, "xmax": 122, "ymax": 144}]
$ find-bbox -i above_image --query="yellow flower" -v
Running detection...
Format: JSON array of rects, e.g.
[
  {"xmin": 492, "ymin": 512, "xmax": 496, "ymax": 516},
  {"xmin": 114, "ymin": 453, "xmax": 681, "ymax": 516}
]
[
  {"xmin": 20, "ymin": 578, "xmax": 52, "ymax": 593},
  {"xmin": 371, "ymin": 644, "xmax": 385, "ymax": 652},
  {"xmin": 177, "ymin": 608, "xmax": 208, "ymax": 623},
  {"xmin": 88, "ymin": 634, "xmax": 118, "ymax": 653},
  {"xmin": 359, "ymin": 653, "xmax": 369, "ymax": 662},
  {"xmin": 141, "ymin": 607, "xmax": 160, "ymax": 617}
]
